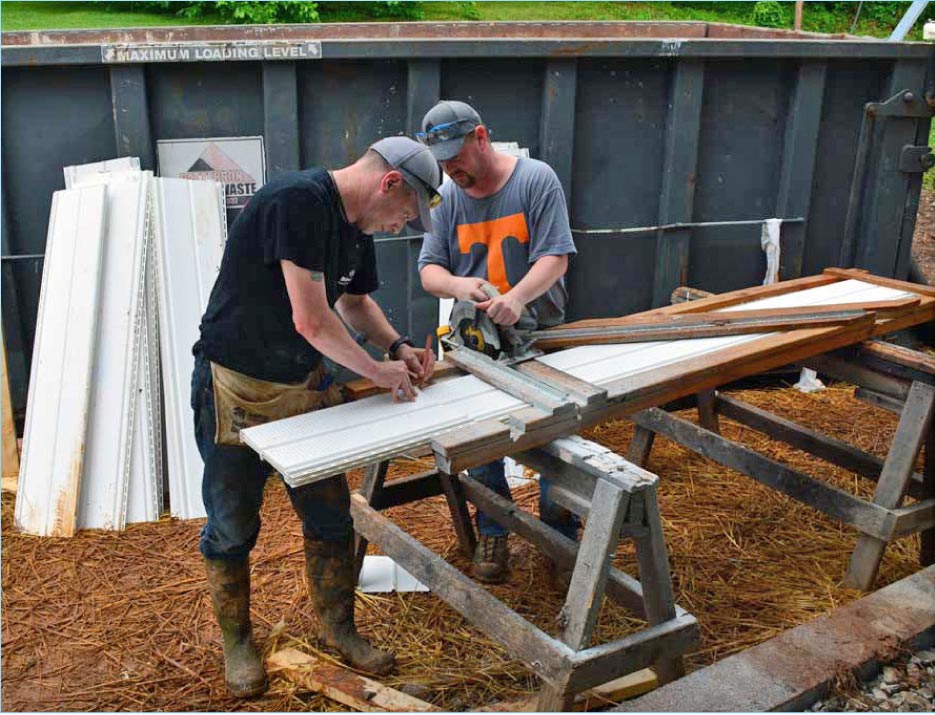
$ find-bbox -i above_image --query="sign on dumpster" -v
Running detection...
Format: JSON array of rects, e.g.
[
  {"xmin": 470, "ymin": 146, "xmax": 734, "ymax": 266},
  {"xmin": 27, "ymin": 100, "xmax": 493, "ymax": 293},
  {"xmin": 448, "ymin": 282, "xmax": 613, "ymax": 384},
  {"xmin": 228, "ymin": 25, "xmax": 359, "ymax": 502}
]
[{"xmin": 157, "ymin": 136, "xmax": 266, "ymax": 210}]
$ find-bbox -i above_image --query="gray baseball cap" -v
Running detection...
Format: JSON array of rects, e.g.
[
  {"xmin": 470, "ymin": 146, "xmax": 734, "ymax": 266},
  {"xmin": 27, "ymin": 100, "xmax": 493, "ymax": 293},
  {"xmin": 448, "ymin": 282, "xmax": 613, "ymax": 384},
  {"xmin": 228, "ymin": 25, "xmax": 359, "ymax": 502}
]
[
  {"xmin": 418, "ymin": 100, "xmax": 483, "ymax": 161},
  {"xmin": 370, "ymin": 136, "xmax": 442, "ymax": 232}
]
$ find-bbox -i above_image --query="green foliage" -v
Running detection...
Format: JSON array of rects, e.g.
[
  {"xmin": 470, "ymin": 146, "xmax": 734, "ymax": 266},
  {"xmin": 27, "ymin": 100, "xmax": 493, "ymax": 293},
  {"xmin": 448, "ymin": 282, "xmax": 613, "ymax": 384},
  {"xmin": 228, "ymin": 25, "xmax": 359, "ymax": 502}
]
[
  {"xmin": 752, "ymin": 1, "xmax": 786, "ymax": 28},
  {"xmin": 316, "ymin": 2, "xmax": 426, "ymax": 21},
  {"xmin": 104, "ymin": 1, "xmax": 321, "ymax": 24},
  {"xmin": 453, "ymin": 2, "xmax": 480, "ymax": 21}
]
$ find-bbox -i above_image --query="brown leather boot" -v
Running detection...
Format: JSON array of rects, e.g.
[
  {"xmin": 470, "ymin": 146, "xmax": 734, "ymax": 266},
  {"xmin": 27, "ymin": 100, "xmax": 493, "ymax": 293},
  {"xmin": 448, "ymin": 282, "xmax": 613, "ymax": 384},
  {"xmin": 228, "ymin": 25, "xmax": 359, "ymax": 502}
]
[
  {"xmin": 471, "ymin": 535, "xmax": 510, "ymax": 584},
  {"xmin": 304, "ymin": 536, "xmax": 396, "ymax": 675},
  {"xmin": 204, "ymin": 557, "xmax": 268, "ymax": 698}
]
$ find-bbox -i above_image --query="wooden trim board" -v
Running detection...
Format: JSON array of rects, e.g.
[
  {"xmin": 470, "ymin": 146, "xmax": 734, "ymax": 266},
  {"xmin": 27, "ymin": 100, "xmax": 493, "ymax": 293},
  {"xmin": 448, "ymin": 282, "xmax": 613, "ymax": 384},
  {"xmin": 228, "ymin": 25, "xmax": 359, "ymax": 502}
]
[
  {"xmin": 267, "ymin": 647, "xmax": 439, "ymax": 712},
  {"xmin": 2, "ymin": 324, "xmax": 19, "ymax": 486}
]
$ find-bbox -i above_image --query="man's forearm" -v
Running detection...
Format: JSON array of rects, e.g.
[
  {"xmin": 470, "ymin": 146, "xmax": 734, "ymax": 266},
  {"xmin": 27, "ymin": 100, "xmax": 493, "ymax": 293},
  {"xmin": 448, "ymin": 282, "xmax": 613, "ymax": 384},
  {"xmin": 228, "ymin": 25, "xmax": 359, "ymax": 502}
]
[
  {"xmin": 419, "ymin": 264, "xmax": 458, "ymax": 299},
  {"xmin": 299, "ymin": 308, "xmax": 383, "ymax": 378},
  {"xmin": 336, "ymin": 295, "xmax": 400, "ymax": 352},
  {"xmin": 508, "ymin": 255, "xmax": 568, "ymax": 305}
]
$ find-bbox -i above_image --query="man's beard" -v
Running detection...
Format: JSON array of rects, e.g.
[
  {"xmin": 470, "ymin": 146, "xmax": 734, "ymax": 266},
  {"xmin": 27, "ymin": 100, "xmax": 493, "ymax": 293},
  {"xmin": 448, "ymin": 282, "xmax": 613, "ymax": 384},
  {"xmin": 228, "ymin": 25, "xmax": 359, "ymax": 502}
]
[{"xmin": 452, "ymin": 170, "xmax": 476, "ymax": 188}]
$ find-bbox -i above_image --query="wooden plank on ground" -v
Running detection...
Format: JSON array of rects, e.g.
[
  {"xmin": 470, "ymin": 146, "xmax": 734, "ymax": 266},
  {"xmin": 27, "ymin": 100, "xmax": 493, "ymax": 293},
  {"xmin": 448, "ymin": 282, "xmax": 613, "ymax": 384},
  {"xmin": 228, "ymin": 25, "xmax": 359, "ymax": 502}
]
[
  {"xmin": 476, "ymin": 668, "xmax": 658, "ymax": 712},
  {"xmin": 2, "ymin": 325, "xmax": 19, "ymax": 486},
  {"xmin": 267, "ymin": 647, "xmax": 439, "ymax": 712}
]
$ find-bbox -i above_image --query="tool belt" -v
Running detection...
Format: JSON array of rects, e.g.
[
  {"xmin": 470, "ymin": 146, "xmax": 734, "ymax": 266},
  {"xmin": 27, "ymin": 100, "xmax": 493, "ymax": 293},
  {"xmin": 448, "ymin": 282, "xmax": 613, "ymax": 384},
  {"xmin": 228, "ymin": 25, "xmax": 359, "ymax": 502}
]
[{"xmin": 210, "ymin": 361, "xmax": 344, "ymax": 446}]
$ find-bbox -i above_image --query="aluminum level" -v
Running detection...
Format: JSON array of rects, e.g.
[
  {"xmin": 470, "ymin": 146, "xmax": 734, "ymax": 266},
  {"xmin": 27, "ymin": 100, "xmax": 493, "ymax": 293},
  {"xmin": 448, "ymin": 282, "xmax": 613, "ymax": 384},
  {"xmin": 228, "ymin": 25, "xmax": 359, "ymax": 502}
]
[{"xmin": 2, "ymin": 21, "xmax": 933, "ymax": 412}]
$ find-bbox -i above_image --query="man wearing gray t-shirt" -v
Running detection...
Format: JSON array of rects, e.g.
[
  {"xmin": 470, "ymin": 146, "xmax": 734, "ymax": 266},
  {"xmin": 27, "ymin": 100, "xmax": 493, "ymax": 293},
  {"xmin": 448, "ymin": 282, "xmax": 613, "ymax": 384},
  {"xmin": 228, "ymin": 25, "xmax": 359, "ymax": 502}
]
[{"xmin": 417, "ymin": 100, "xmax": 580, "ymax": 585}]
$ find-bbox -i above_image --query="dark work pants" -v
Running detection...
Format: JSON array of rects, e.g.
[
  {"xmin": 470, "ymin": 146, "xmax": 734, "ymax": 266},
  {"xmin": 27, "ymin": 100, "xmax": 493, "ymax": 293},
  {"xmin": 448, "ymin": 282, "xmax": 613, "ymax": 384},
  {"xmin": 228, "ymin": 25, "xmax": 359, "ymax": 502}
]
[{"xmin": 191, "ymin": 355, "xmax": 352, "ymax": 561}]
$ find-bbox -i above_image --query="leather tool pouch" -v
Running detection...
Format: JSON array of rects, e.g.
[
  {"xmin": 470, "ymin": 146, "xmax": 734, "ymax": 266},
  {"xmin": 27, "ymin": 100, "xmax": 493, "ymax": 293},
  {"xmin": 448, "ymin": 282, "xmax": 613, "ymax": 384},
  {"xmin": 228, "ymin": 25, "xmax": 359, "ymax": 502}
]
[{"xmin": 210, "ymin": 362, "xmax": 344, "ymax": 446}]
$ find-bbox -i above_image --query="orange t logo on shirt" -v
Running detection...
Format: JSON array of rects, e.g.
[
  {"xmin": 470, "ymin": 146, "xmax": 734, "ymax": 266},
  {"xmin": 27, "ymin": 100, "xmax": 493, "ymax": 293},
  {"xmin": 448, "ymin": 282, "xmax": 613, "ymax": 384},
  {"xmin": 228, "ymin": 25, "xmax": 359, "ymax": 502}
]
[{"xmin": 456, "ymin": 213, "xmax": 530, "ymax": 294}]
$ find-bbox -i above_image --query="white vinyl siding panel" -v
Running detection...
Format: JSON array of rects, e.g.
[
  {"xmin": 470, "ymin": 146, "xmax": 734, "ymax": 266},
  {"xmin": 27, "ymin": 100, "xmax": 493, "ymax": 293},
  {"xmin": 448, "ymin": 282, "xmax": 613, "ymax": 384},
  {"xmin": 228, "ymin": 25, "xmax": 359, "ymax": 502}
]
[
  {"xmin": 15, "ymin": 185, "xmax": 107, "ymax": 536},
  {"xmin": 153, "ymin": 178, "xmax": 227, "ymax": 521},
  {"xmin": 77, "ymin": 174, "xmax": 152, "ymax": 531}
]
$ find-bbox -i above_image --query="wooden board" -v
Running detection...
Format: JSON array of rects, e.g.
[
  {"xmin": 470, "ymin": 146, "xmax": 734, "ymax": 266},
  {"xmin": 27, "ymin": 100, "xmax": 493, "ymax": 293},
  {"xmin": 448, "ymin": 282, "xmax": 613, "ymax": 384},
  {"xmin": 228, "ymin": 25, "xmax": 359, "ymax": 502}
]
[
  {"xmin": 343, "ymin": 360, "xmax": 460, "ymax": 401},
  {"xmin": 533, "ymin": 310, "xmax": 873, "ymax": 350},
  {"xmin": 1, "ymin": 325, "xmax": 19, "ymax": 486},
  {"xmin": 475, "ymin": 668, "xmax": 658, "ymax": 711},
  {"xmin": 267, "ymin": 647, "xmax": 439, "ymax": 712}
]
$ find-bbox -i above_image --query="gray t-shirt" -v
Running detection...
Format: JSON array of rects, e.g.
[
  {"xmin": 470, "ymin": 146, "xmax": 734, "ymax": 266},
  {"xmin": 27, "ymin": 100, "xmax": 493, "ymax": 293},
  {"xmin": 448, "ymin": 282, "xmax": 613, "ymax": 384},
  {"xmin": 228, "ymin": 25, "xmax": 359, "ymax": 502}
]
[{"xmin": 418, "ymin": 157, "xmax": 576, "ymax": 328}]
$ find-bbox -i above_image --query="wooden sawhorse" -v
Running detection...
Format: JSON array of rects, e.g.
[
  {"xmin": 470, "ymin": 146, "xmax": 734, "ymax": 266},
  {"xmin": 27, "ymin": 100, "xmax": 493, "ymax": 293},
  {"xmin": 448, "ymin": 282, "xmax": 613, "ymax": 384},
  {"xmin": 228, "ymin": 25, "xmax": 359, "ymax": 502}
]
[
  {"xmin": 350, "ymin": 435, "xmax": 697, "ymax": 710},
  {"xmin": 627, "ymin": 339, "xmax": 935, "ymax": 592}
]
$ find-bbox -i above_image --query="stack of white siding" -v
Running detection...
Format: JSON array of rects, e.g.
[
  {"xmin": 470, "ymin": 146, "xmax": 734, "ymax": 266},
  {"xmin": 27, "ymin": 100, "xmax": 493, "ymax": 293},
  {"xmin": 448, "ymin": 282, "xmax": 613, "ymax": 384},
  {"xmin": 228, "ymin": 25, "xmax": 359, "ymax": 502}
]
[{"xmin": 15, "ymin": 159, "xmax": 226, "ymax": 535}]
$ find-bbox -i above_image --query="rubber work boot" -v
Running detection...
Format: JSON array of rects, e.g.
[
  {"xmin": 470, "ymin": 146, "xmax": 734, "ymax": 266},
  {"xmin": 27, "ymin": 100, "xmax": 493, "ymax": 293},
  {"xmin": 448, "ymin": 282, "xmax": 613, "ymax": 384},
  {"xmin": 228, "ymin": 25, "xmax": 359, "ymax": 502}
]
[
  {"xmin": 204, "ymin": 557, "xmax": 268, "ymax": 698},
  {"xmin": 304, "ymin": 536, "xmax": 396, "ymax": 676},
  {"xmin": 471, "ymin": 535, "xmax": 510, "ymax": 584},
  {"xmin": 545, "ymin": 556, "xmax": 575, "ymax": 593}
]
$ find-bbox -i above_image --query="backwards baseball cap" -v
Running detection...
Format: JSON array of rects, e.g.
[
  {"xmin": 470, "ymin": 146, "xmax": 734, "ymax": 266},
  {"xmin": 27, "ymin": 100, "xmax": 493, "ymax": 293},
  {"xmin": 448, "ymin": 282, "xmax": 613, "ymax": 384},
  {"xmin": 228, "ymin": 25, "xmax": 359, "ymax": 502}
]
[
  {"xmin": 369, "ymin": 136, "xmax": 442, "ymax": 232},
  {"xmin": 417, "ymin": 100, "xmax": 483, "ymax": 162}
]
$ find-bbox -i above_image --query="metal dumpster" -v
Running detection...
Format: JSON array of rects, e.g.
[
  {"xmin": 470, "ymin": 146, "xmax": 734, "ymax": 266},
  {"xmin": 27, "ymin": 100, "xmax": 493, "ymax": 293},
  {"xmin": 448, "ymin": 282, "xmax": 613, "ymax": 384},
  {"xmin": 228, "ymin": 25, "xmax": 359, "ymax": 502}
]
[{"xmin": 2, "ymin": 21, "xmax": 932, "ymax": 412}]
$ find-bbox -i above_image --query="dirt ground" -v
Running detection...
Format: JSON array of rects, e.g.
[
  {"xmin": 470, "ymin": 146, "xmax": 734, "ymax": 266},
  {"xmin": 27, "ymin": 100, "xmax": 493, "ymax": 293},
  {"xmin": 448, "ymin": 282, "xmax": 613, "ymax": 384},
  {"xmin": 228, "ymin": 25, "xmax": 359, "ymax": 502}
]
[
  {"xmin": 2, "ymin": 380, "xmax": 928, "ymax": 712},
  {"xmin": 2, "ymin": 193, "xmax": 933, "ymax": 712},
  {"xmin": 913, "ymin": 188, "xmax": 935, "ymax": 284}
]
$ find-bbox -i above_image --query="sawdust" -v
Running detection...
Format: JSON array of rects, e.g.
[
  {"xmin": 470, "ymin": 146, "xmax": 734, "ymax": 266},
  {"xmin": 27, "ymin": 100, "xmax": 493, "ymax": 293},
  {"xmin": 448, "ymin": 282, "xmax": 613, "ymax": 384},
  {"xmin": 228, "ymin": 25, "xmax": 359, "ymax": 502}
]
[{"xmin": 1, "ymin": 383, "xmax": 925, "ymax": 710}]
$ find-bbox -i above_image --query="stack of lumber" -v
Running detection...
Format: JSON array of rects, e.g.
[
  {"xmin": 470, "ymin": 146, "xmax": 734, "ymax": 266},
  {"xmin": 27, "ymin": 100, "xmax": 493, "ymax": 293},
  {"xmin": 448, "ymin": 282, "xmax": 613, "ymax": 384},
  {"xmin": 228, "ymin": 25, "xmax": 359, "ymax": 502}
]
[{"xmin": 242, "ymin": 273, "xmax": 933, "ymax": 487}]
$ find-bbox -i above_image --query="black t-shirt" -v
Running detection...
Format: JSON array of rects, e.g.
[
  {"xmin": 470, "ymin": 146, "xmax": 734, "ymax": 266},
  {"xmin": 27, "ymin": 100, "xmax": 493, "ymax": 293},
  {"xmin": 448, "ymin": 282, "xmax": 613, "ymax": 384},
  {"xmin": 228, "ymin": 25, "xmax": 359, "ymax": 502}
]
[{"xmin": 194, "ymin": 169, "xmax": 379, "ymax": 383}]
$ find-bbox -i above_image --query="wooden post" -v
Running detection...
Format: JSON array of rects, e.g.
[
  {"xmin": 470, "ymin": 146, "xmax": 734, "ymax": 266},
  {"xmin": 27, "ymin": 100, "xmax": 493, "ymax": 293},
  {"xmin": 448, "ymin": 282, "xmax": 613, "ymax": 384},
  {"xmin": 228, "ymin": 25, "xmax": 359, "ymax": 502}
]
[
  {"xmin": 794, "ymin": 0, "xmax": 804, "ymax": 31},
  {"xmin": 354, "ymin": 460, "xmax": 389, "ymax": 578},
  {"xmin": 628, "ymin": 426, "xmax": 656, "ymax": 467},
  {"xmin": 2, "ymin": 325, "xmax": 19, "ymax": 491},
  {"xmin": 439, "ymin": 471, "xmax": 477, "ymax": 558},
  {"xmin": 696, "ymin": 390, "xmax": 720, "ymax": 434},
  {"xmin": 632, "ymin": 488, "xmax": 684, "ymax": 684},
  {"xmin": 921, "ymin": 412, "xmax": 934, "ymax": 568},
  {"xmin": 844, "ymin": 381, "xmax": 935, "ymax": 590}
]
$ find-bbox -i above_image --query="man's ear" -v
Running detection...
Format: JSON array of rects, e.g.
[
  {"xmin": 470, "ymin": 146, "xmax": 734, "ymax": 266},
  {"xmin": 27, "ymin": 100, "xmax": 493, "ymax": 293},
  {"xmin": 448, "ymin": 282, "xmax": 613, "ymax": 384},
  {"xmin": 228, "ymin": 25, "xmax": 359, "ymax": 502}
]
[
  {"xmin": 474, "ymin": 125, "xmax": 490, "ymax": 150},
  {"xmin": 380, "ymin": 170, "xmax": 404, "ymax": 194}
]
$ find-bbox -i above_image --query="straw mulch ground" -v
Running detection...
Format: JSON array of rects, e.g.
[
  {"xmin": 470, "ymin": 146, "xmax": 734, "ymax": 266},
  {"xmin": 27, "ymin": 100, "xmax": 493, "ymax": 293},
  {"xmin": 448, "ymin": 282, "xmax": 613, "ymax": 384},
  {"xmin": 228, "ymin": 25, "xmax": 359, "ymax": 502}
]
[{"xmin": 1, "ymin": 381, "xmax": 927, "ymax": 711}]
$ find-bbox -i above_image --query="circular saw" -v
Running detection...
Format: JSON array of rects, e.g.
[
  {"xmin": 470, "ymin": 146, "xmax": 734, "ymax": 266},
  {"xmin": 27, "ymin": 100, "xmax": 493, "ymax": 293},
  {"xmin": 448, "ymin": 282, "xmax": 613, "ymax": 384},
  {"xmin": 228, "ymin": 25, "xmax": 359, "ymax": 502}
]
[{"xmin": 437, "ymin": 283, "xmax": 540, "ymax": 364}]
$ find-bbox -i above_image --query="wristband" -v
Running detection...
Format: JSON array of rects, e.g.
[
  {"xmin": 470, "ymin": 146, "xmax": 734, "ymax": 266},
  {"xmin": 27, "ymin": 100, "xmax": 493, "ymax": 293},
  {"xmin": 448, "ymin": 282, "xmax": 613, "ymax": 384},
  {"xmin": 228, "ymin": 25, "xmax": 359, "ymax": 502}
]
[{"xmin": 388, "ymin": 335, "xmax": 414, "ymax": 360}]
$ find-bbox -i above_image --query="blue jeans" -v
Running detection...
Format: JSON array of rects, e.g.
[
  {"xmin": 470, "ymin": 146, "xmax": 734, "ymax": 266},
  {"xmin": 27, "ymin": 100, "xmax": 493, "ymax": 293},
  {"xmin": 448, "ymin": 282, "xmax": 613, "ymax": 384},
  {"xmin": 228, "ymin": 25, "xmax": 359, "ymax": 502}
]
[
  {"xmin": 191, "ymin": 354, "xmax": 352, "ymax": 560},
  {"xmin": 468, "ymin": 460, "xmax": 581, "ymax": 541}
]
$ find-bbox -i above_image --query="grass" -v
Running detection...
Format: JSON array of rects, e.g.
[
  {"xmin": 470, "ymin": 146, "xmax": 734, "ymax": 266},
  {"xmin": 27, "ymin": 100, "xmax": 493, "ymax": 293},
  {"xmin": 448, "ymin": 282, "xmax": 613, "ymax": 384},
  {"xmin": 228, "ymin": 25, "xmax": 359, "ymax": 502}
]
[
  {"xmin": 0, "ymin": 0, "xmax": 926, "ymax": 38},
  {"xmin": 0, "ymin": 1, "xmax": 224, "ymax": 29}
]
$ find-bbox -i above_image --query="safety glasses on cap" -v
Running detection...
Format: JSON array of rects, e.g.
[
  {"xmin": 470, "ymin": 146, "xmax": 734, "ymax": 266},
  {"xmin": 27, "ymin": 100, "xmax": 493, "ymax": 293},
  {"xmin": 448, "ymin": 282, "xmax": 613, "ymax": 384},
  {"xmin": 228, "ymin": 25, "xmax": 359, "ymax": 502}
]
[
  {"xmin": 401, "ymin": 168, "xmax": 442, "ymax": 208},
  {"xmin": 416, "ymin": 119, "xmax": 477, "ymax": 146}
]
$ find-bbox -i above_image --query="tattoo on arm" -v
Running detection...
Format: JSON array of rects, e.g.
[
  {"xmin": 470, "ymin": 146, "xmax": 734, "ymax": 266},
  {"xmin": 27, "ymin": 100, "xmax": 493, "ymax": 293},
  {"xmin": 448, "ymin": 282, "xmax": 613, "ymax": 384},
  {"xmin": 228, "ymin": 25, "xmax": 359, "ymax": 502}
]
[{"xmin": 307, "ymin": 270, "xmax": 324, "ymax": 283}]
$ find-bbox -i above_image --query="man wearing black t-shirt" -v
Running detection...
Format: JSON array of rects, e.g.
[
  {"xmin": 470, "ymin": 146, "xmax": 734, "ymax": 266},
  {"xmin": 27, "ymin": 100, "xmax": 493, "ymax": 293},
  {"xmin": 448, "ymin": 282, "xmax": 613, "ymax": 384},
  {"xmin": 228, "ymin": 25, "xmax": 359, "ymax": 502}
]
[{"xmin": 192, "ymin": 137, "xmax": 441, "ymax": 697}]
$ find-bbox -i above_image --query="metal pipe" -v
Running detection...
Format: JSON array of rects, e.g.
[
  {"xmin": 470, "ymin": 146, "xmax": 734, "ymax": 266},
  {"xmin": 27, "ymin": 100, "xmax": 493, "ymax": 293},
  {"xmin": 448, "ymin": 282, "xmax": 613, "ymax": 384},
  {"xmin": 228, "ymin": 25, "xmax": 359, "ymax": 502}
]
[
  {"xmin": 0, "ymin": 254, "xmax": 45, "ymax": 262},
  {"xmin": 840, "ymin": 108, "xmax": 875, "ymax": 266},
  {"xmin": 889, "ymin": 0, "xmax": 929, "ymax": 42},
  {"xmin": 570, "ymin": 217, "xmax": 805, "ymax": 237},
  {"xmin": 374, "ymin": 217, "xmax": 805, "ymax": 243}
]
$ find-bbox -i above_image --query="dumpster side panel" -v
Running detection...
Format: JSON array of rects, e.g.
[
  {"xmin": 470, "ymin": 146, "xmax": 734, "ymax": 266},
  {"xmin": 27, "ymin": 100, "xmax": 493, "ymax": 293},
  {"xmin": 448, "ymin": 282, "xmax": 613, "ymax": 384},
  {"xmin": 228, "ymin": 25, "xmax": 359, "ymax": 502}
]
[
  {"xmin": 803, "ymin": 61, "xmax": 890, "ymax": 275},
  {"xmin": 689, "ymin": 59, "xmax": 793, "ymax": 292},
  {"xmin": 298, "ymin": 59, "xmax": 407, "ymax": 168},
  {"xmin": 1, "ymin": 66, "xmax": 116, "ymax": 413}
]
